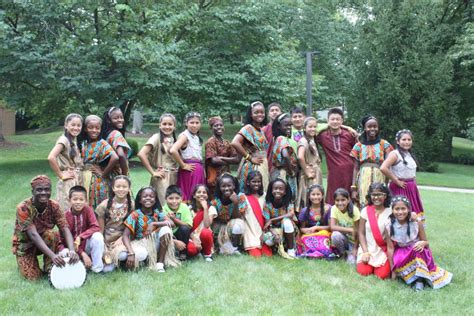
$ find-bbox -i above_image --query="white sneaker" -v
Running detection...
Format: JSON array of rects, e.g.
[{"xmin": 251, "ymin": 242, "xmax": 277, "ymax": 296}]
[
  {"xmin": 204, "ymin": 255, "xmax": 213, "ymax": 262},
  {"xmin": 155, "ymin": 262, "xmax": 165, "ymax": 273},
  {"xmin": 287, "ymin": 248, "xmax": 296, "ymax": 258}
]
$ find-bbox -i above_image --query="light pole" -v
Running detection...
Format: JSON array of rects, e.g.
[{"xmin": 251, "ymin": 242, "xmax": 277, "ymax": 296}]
[{"xmin": 305, "ymin": 50, "xmax": 320, "ymax": 116}]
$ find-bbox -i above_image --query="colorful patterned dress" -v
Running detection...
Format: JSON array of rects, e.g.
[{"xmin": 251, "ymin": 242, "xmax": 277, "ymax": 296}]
[
  {"xmin": 236, "ymin": 124, "xmax": 269, "ymax": 192},
  {"xmin": 54, "ymin": 135, "xmax": 84, "ymax": 211},
  {"xmin": 387, "ymin": 219, "xmax": 452, "ymax": 289},
  {"xmin": 105, "ymin": 130, "xmax": 131, "ymax": 178},
  {"xmin": 295, "ymin": 137, "xmax": 322, "ymax": 211},
  {"xmin": 82, "ymin": 140, "xmax": 115, "ymax": 209},
  {"xmin": 205, "ymin": 136, "xmax": 237, "ymax": 197},
  {"xmin": 271, "ymin": 136, "xmax": 298, "ymax": 200},
  {"xmin": 350, "ymin": 139, "xmax": 393, "ymax": 206}
]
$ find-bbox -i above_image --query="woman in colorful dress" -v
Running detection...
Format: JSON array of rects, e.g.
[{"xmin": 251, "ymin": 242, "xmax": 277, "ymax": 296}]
[
  {"xmin": 204, "ymin": 116, "xmax": 240, "ymax": 197},
  {"xmin": 351, "ymin": 115, "xmax": 393, "ymax": 207},
  {"xmin": 80, "ymin": 115, "xmax": 118, "ymax": 209},
  {"xmin": 295, "ymin": 116, "xmax": 323, "ymax": 211},
  {"xmin": 101, "ymin": 107, "xmax": 131, "ymax": 177},
  {"xmin": 271, "ymin": 113, "xmax": 298, "ymax": 201},
  {"xmin": 231, "ymin": 101, "xmax": 270, "ymax": 192},
  {"xmin": 48, "ymin": 113, "xmax": 84, "ymax": 211},
  {"xmin": 137, "ymin": 113, "xmax": 179, "ymax": 206}
]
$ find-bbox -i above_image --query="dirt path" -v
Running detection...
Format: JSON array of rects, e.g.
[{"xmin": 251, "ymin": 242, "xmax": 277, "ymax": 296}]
[{"xmin": 418, "ymin": 185, "xmax": 474, "ymax": 194}]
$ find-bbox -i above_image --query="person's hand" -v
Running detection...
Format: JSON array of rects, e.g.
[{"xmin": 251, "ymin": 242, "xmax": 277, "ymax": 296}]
[
  {"xmin": 68, "ymin": 250, "xmax": 80, "ymax": 264},
  {"xmin": 305, "ymin": 167, "xmax": 316, "ymax": 179},
  {"xmin": 263, "ymin": 221, "xmax": 271, "ymax": 231},
  {"xmin": 61, "ymin": 169, "xmax": 75, "ymax": 181},
  {"xmin": 74, "ymin": 237, "xmax": 81, "ymax": 252},
  {"xmin": 81, "ymin": 252, "xmax": 92, "ymax": 269},
  {"xmin": 361, "ymin": 252, "xmax": 370, "ymax": 263},
  {"xmin": 199, "ymin": 198, "xmax": 208, "ymax": 210},
  {"xmin": 126, "ymin": 253, "xmax": 135, "ymax": 269},
  {"xmin": 391, "ymin": 271, "xmax": 397, "ymax": 280},
  {"xmin": 250, "ymin": 155, "xmax": 263, "ymax": 165},
  {"xmin": 146, "ymin": 223, "xmax": 155, "ymax": 236},
  {"xmin": 174, "ymin": 240, "xmax": 186, "ymax": 251},
  {"xmin": 301, "ymin": 227, "xmax": 311, "ymax": 234},
  {"xmin": 351, "ymin": 190, "xmax": 358, "ymax": 201},
  {"xmin": 411, "ymin": 212, "xmax": 418, "ymax": 221},
  {"xmin": 90, "ymin": 165, "xmax": 103, "ymax": 177},
  {"xmin": 182, "ymin": 163, "xmax": 195, "ymax": 172},
  {"xmin": 229, "ymin": 192, "xmax": 239, "ymax": 204},
  {"xmin": 168, "ymin": 212, "xmax": 176, "ymax": 219},
  {"xmin": 153, "ymin": 167, "xmax": 165, "ymax": 179},
  {"xmin": 395, "ymin": 179, "xmax": 407, "ymax": 189},
  {"xmin": 51, "ymin": 254, "xmax": 67, "ymax": 267},
  {"xmin": 413, "ymin": 241, "xmax": 427, "ymax": 252}
]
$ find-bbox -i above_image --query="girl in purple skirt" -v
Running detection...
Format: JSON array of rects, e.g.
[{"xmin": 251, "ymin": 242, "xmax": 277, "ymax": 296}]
[
  {"xmin": 381, "ymin": 129, "xmax": 424, "ymax": 221},
  {"xmin": 386, "ymin": 196, "xmax": 452, "ymax": 291},
  {"xmin": 170, "ymin": 112, "xmax": 205, "ymax": 203}
]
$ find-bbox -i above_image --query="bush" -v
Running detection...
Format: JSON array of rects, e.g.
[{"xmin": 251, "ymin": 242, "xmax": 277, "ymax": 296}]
[{"xmin": 127, "ymin": 138, "xmax": 139, "ymax": 158}]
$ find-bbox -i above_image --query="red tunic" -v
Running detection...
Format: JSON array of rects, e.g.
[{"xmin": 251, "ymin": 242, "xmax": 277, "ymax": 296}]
[{"xmin": 317, "ymin": 129, "xmax": 357, "ymax": 204}]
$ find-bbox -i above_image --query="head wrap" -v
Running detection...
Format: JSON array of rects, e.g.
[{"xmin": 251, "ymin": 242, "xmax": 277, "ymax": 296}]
[
  {"xmin": 208, "ymin": 116, "xmax": 223, "ymax": 127},
  {"xmin": 31, "ymin": 175, "xmax": 51, "ymax": 188}
]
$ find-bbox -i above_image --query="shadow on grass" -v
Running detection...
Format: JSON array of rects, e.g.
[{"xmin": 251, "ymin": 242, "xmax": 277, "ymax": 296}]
[{"xmin": 0, "ymin": 159, "xmax": 50, "ymax": 175}]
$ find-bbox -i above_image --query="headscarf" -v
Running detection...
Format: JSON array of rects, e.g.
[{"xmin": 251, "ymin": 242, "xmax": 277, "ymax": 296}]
[
  {"xmin": 208, "ymin": 116, "xmax": 223, "ymax": 127},
  {"xmin": 31, "ymin": 175, "xmax": 51, "ymax": 188}
]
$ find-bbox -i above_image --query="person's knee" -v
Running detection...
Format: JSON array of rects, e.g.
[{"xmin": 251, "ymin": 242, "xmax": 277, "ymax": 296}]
[
  {"xmin": 90, "ymin": 232, "xmax": 104, "ymax": 247},
  {"xmin": 282, "ymin": 218, "xmax": 294, "ymax": 233},
  {"xmin": 375, "ymin": 262, "xmax": 391, "ymax": 279},
  {"xmin": 158, "ymin": 226, "xmax": 172, "ymax": 238},
  {"xmin": 135, "ymin": 246, "xmax": 148, "ymax": 262},
  {"xmin": 357, "ymin": 263, "xmax": 374, "ymax": 276},
  {"xmin": 231, "ymin": 219, "xmax": 245, "ymax": 235},
  {"xmin": 200, "ymin": 228, "xmax": 213, "ymax": 242}
]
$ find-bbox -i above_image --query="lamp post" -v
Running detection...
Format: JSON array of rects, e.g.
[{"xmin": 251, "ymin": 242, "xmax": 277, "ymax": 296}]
[{"xmin": 305, "ymin": 50, "xmax": 320, "ymax": 116}]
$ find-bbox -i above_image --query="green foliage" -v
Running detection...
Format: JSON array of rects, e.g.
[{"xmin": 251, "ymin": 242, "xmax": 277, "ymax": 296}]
[{"xmin": 126, "ymin": 137, "xmax": 138, "ymax": 158}]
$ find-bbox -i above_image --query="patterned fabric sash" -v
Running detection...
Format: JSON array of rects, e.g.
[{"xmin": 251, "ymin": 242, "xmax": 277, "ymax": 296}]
[{"xmin": 366, "ymin": 205, "xmax": 387, "ymax": 252}]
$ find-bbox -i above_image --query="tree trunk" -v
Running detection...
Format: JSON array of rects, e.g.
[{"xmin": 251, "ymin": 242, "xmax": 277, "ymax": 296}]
[
  {"xmin": 0, "ymin": 119, "xmax": 5, "ymax": 142},
  {"xmin": 229, "ymin": 113, "xmax": 234, "ymax": 124},
  {"xmin": 120, "ymin": 100, "xmax": 134, "ymax": 131}
]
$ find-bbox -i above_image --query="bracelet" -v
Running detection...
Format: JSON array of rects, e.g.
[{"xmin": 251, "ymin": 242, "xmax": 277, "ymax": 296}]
[
  {"xmin": 128, "ymin": 252, "xmax": 135, "ymax": 257},
  {"xmin": 244, "ymin": 153, "xmax": 251, "ymax": 161},
  {"xmin": 350, "ymin": 185, "xmax": 357, "ymax": 189}
]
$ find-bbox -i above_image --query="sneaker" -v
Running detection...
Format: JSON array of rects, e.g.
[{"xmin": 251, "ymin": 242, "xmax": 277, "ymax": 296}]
[
  {"xmin": 204, "ymin": 255, "xmax": 213, "ymax": 262},
  {"xmin": 287, "ymin": 248, "xmax": 296, "ymax": 258},
  {"xmin": 346, "ymin": 254, "xmax": 356, "ymax": 265},
  {"xmin": 155, "ymin": 262, "xmax": 165, "ymax": 273},
  {"xmin": 415, "ymin": 281, "xmax": 424, "ymax": 291}
]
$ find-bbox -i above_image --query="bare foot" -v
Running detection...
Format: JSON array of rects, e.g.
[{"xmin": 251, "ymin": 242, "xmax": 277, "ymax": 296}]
[{"xmin": 81, "ymin": 252, "xmax": 92, "ymax": 269}]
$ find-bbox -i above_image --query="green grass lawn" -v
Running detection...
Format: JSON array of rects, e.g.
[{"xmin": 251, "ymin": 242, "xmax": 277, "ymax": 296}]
[{"xmin": 0, "ymin": 130, "xmax": 473, "ymax": 314}]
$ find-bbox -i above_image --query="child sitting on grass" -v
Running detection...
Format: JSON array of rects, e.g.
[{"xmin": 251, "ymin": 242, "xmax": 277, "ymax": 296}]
[{"xmin": 59, "ymin": 186, "xmax": 104, "ymax": 273}]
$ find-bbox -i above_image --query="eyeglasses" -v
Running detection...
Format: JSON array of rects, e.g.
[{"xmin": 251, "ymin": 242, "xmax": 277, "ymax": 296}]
[{"xmin": 370, "ymin": 193, "xmax": 387, "ymax": 197}]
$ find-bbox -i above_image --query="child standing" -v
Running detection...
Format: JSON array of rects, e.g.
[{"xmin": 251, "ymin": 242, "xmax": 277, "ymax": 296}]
[
  {"xmin": 81, "ymin": 115, "xmax": 118, "ymax": 209},
  {"xmin": 95, "ymin": 175, "xmax": 133, "ymax": 272},
  {"xmin": 162, "ymin": 185, "xmax": 193, "ymax": 261},
  {"xmin": 262, "ymin": 179, "xmax": 296, "ymax": 259},
  {"xmin": 297, "ymin": 184, "xmax": 333, "ymax": 259},
  {"xmin": 380, "ymin": 129, "xmax": 424, "ymax": 220},
  {"xmin": 231, "ymin": 101, "xmax": 270, "ymax": 192},
  {"xmin": 243, "ymin": 171, "xmax": 272, "ymax": 257},
  {"xmin": 210, "ymin": 174, "xmax": 248, "ymax": 255},
  {"xmin": 330, "ymin": 188, "xmax": 360, "ymax": 263},
  {"xmin": 101, "ymin": 107, "xmax": 131, "ymax": 177},
  {"xmin": 48, "ymin": 113, "xmax": 84, "ymax": 211},
  {"xmin": 187, "ymin": 185, "xmax": 217, "ymax": 261},
  {"xmin": 351, "ymin": 115, "xmax": 393, "ymax": 207},
  {"xmin": 356, "ymin": 183, "xmax": 392, "ymax": 279},
  {"xmin": 296, "ymin": 117, "xmax": 323, "ymax": 210},
  {"xmin": 271, "ymin": 113, "xmax": 298, "ymax": 200},
  {"xmin": 262, "ymin": 102, "xmax": 282, "ymax": 172},
  {"xmin": 121, "ymin": 187, "xmax": 179, "ymax": 272},
  {"xmin": 137, "ymin": 113, "xmax": 179, "ymax": 206},
  {"xmin": 170, "ymin": 112, "xmax": 205, "ymax": 203},
  {"xmin": 205, "ymin": 116, "xmax": 240, "ymax": 197},
  {"xmin": 386, "ymin": 196, "xmax": 452, "ymax": 290},
  {"xmin": 290, "ymin": 106, "xmax": 306, "ymax": 143},
  {"xmin": 59, "ymin": 186, "xmax": 104, "ymax": 273}
]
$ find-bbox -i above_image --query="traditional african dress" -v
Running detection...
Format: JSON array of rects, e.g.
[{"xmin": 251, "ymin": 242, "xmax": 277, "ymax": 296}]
[
  {"xmin": 351, "ymin": 139, "xmax": 393, "ymax": 206},
  {"xmin": 236, "ymin": 124, "xmax": 269, "ymax": 192},
  {"xmin": 271, "ymin": 136, "xmax": 298, "ymax": 201},
  {"xmin": 105, "ymin": 130, "xmax": 131, "ymax": 178},
  {"xmin": 295, "ymin": 137, "xmax": 322, "ymax": 211},
  {"xmin": 205, "ymin": 136, "xmax": 237, "ymax": 197},
  {"xmin": 387, "ymin": 219, "xmax": 452, "ymax": 289},
  {"xmin": 82, "ymin": 140, "xmax": 115, "ymax": 209},
  {"xmin": 145, "ymin": 133, "xmax": 178, "ymax": 206},
  {"xmin": 54, "ymin": 135, "xmax": 84, "ymax": 212}
]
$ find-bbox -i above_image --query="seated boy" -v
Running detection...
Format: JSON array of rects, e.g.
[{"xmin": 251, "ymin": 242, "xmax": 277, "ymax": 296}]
[
  {"xmin": 162, "ymin": 185, "xmax": 193, "ymax": 260},
  {"xmin": 59, "ymin": 186, "xmax": 104, "ymax": 273},
  {"xmin": 12, "ymin": 175, "xmax": 79, "ymax": 280}
]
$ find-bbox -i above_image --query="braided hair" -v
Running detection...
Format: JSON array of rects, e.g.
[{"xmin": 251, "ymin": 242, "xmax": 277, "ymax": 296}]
[
  {"xmin": 395, "ymin": 129, "xmax": 419, "ymax": 167},
  {"xmin": 184, "ymin": 111, "xmax": 203, "ymax": 145},
  {"xmin": 106, "ymin": 175, "xmax": 132, "ymax": 220},
  {"xmin": 303, "ymin": 116, "xmax": 318, "ymax": 156},
  {"xmin": 389, "ymin": 195, "xmax": 412, "ymax": 238}
]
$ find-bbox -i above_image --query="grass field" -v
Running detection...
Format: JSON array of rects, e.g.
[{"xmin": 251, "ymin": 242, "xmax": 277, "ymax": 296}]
[{"xmin": 0, "ymin": 129, "xmax": 473, "ymax": 314}]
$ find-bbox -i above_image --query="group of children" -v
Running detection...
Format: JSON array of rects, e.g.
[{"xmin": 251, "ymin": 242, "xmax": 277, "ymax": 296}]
[{"xmin": 12, "ymin": 103, "xmax": 452, "ymax": 291}]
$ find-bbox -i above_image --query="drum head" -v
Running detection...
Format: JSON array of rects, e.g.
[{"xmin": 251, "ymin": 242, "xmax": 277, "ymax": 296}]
[{"xmin": 49, "ymin": 258, "xmax": 87, "ymax": 289}]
